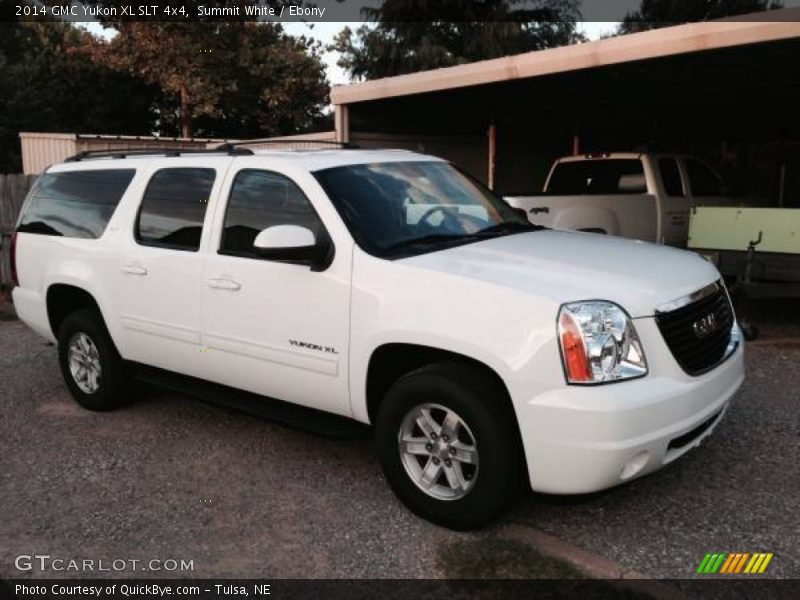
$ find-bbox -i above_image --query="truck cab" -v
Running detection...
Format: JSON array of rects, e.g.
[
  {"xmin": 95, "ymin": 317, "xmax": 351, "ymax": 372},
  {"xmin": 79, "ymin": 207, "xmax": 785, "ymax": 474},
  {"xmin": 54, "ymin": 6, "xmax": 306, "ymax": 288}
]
[{"xmin": 505, "ymin": 152, "xmax": 733, "ymax": 247}]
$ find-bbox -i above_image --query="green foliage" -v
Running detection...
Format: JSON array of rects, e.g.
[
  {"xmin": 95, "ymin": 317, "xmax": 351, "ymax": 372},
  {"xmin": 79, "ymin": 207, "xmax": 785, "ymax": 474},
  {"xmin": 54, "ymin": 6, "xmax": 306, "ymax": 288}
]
[
  {"xmin": 619, "ymin": 0, "xmax": 784, "ymax": 33},
  {"xmin": 0, "ymin": 20, "xmax": 156, "ymax": 173},
  {"xmin": 333, "ymin": 0, "xmax": 584, "ymax": 80},
  {"xmin": 96, "ymin": 23, "xmax": 330, "ymax": 138},
  {"xmin": 0, "ymin": 5, "xmax": 331, "ymax": 171}
]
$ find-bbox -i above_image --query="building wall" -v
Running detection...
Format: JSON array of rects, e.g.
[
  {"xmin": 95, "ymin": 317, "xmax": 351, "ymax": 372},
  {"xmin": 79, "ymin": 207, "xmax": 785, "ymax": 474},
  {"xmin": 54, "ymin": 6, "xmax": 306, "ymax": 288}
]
[
  {"xmin": 19, "ymin": 133, "xmax": 77, "ymax": 175},
  {"xmin": 19, "ymin": 133, "xmax": 227, "ymax": 174}
]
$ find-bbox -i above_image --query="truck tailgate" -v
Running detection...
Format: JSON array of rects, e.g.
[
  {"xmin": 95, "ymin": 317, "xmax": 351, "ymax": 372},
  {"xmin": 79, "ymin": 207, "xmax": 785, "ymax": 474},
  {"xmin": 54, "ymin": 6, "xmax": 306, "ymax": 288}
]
[{"xmin": 505, "ymin": 194, "xmax": 658, "ymax": 242}]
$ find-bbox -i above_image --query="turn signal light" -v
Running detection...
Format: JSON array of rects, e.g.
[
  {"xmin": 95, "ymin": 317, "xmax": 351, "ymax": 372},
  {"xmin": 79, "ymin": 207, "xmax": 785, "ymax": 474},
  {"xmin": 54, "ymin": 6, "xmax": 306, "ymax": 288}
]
[{"xmin": 559, "ymin": 310, "xmax": 591, "ymax": 382}]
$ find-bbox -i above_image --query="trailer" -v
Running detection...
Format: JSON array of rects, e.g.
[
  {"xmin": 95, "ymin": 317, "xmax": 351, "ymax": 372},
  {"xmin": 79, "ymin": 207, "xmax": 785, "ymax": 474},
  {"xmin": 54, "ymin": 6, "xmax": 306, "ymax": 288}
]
[{"xmin": 688, "ymin": 206, "xmax": 800, "ymax": 339}]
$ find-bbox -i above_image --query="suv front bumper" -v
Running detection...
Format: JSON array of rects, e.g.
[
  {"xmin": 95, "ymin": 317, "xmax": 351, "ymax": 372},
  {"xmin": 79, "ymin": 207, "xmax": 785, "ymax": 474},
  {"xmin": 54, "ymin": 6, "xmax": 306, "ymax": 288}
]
[{"xmin": 518, "ymin": 325, "xmax": 745, "ymax": 494}]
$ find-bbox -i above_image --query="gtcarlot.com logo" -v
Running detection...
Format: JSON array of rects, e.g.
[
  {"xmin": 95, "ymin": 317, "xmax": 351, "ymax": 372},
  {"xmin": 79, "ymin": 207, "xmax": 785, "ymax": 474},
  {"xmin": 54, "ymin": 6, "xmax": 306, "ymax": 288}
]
[
  {"xmin": 696, "ymin": 552, "xmax": 774, "ymax": 574},
  {"xmin": 15, "ymin": 554, "xmax": 194, "ymax": 572}
]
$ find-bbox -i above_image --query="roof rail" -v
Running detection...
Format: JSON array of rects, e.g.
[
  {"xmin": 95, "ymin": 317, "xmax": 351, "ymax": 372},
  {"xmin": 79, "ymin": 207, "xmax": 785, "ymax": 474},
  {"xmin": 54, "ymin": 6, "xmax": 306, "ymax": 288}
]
[
  {"xmin": 215, "ymin": 138, "xmax": 357, "ymax": 151},
  {"xmin": 64, "ymin": 146, "xmax": 253, "ymax": 162}
]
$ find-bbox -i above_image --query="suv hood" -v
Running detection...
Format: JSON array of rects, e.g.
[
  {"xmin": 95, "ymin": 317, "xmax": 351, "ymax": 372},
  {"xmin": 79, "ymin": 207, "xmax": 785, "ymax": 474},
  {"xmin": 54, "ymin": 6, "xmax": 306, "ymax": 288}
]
[{"xmin": 401, "ymin": 230, "xmax": 720, "ymax": 317}]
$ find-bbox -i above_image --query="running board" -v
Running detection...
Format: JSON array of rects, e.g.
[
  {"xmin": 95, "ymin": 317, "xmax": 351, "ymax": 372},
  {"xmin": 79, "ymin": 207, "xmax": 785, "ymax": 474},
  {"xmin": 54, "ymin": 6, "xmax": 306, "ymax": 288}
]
[{"xmin": 128, "ymin": 362, "xmax": 369, "ymax": 439}]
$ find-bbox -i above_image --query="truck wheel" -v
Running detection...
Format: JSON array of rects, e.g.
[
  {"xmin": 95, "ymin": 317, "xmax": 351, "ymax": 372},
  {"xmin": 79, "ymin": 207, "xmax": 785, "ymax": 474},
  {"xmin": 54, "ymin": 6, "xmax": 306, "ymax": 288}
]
[
  {"xmin": 375, "ymin": 362, "xmax": 521, "ymax": 530},
  {"xmin": 57, "ymin": 308, "xmax": 129, "ymax": 411}
]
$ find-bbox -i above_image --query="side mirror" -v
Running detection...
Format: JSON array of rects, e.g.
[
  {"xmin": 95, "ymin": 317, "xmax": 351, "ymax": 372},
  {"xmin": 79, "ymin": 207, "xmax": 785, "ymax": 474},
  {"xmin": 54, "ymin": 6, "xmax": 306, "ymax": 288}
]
[{"xmin": 252, "ymin": 225, "xmax": 332, "ymax": 270}]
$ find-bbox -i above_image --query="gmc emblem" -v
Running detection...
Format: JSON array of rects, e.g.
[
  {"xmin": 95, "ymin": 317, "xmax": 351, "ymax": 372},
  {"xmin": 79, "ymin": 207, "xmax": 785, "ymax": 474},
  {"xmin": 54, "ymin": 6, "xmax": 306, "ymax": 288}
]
[{"xmin": 693, "ymin": 313, "xmax": 718, "ymax": 338}]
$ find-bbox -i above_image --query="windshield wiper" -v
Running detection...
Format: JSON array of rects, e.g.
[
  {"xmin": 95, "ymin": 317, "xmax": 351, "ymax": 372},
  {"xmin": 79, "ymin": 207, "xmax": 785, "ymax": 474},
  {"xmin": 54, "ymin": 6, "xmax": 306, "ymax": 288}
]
[
  {"xmin": 382, "ymin": 223, "xmax": 543, "ymax": 256},
  {"xmin": 476, "ymin": 221, "xmax": 542, "ymax": 237},
  {"xmin": 382, "ymin": 233, "xmax": 480, "ymax": 254}
]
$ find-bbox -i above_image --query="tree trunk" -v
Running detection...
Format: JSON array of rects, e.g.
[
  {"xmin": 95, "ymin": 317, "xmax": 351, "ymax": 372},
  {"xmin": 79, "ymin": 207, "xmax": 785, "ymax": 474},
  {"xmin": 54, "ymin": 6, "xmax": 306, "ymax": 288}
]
[{"xmin": 179, "ymin": 84, "xmax": 192, "ymax": 138}]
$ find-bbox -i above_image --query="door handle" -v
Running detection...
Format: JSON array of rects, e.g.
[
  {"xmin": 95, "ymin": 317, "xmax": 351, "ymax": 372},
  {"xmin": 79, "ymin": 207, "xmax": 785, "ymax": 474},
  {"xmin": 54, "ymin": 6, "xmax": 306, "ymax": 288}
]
[
  {"xmin": 121, "ymin": 264, "xmax": 148, "ymax": 276},
  {"xmin": 207, "ymin": 278, "xmax": 241, "ymax": 291},
  {"xmin": 529, "ymin": 206, "xmax": 550, "ymax": 215}
]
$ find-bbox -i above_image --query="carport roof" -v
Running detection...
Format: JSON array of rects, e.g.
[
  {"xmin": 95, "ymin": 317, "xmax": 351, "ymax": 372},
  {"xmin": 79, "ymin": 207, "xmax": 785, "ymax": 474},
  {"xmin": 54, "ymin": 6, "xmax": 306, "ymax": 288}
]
[{"xmin": 330, "ymin": 11, "xmax": 800, "ymax": 106}]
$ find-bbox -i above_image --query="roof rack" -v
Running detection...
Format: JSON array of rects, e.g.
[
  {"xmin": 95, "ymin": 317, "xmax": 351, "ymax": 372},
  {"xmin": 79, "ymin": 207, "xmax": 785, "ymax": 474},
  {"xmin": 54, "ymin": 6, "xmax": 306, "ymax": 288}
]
[
  {"xmin": 215, "ymin": 138, "xmax": 357, "ymax": 151},
  {"xmin": 64, "ymin": 146, "xmax": 253, "ymax": 162}
]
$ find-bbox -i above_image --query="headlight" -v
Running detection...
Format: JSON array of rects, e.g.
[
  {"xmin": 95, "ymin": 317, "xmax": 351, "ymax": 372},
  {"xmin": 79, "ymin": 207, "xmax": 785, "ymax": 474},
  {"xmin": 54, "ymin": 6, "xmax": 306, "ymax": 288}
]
[{"xmin": 558, "ymin": 301, "xmax": 647, "ymax": 384}]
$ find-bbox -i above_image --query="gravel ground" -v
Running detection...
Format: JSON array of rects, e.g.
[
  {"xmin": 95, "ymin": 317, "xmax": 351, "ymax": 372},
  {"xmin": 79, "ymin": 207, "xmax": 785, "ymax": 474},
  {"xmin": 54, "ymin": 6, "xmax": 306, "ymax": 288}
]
[{"xmin": 1, "ymin": 311, "xmax": 798, "ymax": 581}]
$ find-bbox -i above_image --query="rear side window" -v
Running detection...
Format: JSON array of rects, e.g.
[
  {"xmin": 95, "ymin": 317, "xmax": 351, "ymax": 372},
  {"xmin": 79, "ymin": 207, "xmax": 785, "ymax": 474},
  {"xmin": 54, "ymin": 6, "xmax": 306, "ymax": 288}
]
[
  {"xmin": 659, "ymin": 158, "xmax": 685, "ymax": 197},
  {"xmin": 220, "ymin": 169, "xmax": 324, "ymax": 258},
  {"xmin": 546, "ymin": 159, "xmax": 646, "ymax": 195},
  {"xmin": 685, "ymin": 159, "xmax": 722, "ymax": 197},
  {"xmin": 17, "ymin": 169, "xmax": 135, "ymax": 238},
  {"xmin": 136, "ymin": 168, "xmax": 216, "ymax": 251}
]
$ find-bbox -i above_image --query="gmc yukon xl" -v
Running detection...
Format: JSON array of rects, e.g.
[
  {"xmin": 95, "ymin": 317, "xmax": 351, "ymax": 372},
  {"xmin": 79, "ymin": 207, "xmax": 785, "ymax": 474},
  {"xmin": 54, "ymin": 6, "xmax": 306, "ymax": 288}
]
[{"xmin": 11, "ymin": 147, "xmax": 745, "ymax": 529}]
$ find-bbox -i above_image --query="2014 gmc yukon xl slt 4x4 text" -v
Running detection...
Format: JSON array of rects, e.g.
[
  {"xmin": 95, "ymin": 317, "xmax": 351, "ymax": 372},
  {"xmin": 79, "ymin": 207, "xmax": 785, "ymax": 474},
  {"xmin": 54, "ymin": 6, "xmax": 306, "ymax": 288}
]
[{"xmin": 11, "ymin": 148, "xmax": 745, "ymax": 529}]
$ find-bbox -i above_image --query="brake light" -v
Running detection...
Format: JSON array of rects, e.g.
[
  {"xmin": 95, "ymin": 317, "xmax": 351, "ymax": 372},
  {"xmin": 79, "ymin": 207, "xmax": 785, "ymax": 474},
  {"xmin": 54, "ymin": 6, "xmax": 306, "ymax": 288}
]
[
  {"xmin": 9, "ymin": 231, "xmax": 19, "ymax": 287},
  {"xmin": 558, "ymin": 310, "xmax": 591, "ymax": 382}
]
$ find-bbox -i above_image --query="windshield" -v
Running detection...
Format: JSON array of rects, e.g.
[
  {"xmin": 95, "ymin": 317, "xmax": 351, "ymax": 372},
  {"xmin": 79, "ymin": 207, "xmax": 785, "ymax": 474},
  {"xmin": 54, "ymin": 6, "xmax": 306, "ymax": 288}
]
[{"xmin": 313, "ymin": 161, "xmax": 534, "ymax": 258}]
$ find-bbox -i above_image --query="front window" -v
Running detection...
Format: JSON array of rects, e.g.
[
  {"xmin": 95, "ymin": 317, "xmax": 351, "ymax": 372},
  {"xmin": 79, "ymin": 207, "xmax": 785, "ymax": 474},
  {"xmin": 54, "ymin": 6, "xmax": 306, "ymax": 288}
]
[
  {"xmin": 220, "ymin": 169, "xmax": 326, "ymax": 259},
  {"xmin": 313, "ymin": 161, "xmax": 534, "ymax": 258},
  {"xmin": 685, "ymin": 159, "xmax": 723, "ymax": 197}
]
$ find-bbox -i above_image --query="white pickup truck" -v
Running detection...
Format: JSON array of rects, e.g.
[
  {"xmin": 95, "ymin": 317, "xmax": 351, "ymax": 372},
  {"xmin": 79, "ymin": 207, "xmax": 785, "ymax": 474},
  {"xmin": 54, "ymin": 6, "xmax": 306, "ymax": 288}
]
[{"xmin": 505, "ymin": 152, "xmax": 734, "ymax": 247}]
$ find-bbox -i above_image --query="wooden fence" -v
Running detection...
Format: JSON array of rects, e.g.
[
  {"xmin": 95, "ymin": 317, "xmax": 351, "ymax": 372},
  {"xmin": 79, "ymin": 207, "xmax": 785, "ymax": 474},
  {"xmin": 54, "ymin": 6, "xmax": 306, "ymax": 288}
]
[{"xmin": 0, "ymin": 174, "xmax": 36, "ymax": 287}]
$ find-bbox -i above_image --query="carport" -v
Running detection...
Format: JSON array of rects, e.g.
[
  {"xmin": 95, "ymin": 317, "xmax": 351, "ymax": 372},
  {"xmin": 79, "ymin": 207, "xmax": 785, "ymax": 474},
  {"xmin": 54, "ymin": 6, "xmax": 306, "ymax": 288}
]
[{"xmin": 331, "ymin": 15, "xmax": 800, "ymax": 206}]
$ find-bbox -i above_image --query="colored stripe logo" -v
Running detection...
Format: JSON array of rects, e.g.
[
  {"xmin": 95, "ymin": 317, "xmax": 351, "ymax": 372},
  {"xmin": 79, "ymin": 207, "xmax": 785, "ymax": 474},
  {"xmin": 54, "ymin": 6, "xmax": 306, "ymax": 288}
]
[{"xmin": 696, "ymin": 552, "xmax": 773, "ymax": 574}]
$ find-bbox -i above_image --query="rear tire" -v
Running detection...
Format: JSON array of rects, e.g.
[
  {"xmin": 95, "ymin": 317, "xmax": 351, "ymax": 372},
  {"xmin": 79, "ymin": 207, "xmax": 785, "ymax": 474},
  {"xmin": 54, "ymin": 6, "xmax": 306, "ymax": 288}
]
[
  {"xmin": 375, "ymin": 361, "xmax": 522, "ymax": 530},
  {"xmin": 57, "ymin": 308, "xmax": 129, "ymax": 411}
]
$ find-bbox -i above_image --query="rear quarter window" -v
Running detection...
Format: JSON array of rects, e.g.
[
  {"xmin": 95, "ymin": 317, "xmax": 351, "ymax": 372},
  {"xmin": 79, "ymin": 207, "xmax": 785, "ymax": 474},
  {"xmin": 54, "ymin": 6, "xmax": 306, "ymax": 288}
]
[
  {"xmin": 547, "ymin": 159, "xmax": 646, "ymax": 195},
  {"xmin": 17, "ymin": 169, "xmax": 136, "ymax": 238}
]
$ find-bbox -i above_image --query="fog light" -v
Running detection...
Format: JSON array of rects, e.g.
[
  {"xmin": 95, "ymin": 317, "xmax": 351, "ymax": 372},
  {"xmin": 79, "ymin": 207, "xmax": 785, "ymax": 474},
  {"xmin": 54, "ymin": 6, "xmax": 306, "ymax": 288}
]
[{"xmin": 620, "ymin": 450, "xmax": 650, "ymax": 480}]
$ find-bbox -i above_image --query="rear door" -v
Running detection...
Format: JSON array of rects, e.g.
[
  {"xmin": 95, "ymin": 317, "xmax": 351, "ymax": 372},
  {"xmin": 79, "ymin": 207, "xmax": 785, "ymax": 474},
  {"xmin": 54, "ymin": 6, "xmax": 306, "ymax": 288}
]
[
  {"xmin": 200, "ymin": 160, "xmax": 352, "ymax": 416},
  {"xmin": 115, "ymin": 158, "xmax": 231, "ymax": 377}
]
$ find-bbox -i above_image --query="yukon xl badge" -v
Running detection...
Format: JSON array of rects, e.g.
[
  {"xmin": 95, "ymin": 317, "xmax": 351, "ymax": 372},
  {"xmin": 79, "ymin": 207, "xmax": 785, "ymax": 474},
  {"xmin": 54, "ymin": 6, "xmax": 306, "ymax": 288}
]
[
  {"xmin": 693, "ymin": 313, "xmax": 717, "ymax": 339},
  {"xmin": 289, "ymin": 339, "xmax": 338, "ymax": 355}
]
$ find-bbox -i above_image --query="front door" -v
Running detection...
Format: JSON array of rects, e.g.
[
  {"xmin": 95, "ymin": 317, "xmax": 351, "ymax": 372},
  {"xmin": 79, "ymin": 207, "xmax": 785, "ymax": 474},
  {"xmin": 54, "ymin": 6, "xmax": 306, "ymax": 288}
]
[{"xmin": 200, "ymin": 165, "xmax": 352, "ymax": 416}]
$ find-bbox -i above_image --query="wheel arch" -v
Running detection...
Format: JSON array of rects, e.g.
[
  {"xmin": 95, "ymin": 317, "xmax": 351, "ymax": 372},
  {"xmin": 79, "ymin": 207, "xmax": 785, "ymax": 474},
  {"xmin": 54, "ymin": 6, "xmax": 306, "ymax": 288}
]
[
  {"xmin": 46, "ymin": 283, "xmax": 105, "ymax": 339},
  {"xmin": 366, "ymin": 342, "xmax": 530, "ymax": 489},
  {"xmin": 365, "ymin": 344, "xmax": 525, "ymax": 457}
]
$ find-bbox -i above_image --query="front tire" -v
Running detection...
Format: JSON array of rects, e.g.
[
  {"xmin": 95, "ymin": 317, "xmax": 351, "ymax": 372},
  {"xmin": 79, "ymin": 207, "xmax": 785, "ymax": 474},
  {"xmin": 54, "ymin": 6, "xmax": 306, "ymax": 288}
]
[
  {"xmin": 375, "ymin": 362, "xmax": 521, "ymax": 530},
  {"xmin": 57, "ymin": 308, "xmax": 129, "ymax": 411}
]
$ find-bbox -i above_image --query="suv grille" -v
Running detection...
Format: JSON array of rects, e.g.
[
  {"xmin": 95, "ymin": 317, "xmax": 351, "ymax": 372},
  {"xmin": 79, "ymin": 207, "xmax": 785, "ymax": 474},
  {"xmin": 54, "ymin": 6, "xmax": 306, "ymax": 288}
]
[{"xmin": 655, "ymin": 282, "xmax": 734, "ymax": 376}]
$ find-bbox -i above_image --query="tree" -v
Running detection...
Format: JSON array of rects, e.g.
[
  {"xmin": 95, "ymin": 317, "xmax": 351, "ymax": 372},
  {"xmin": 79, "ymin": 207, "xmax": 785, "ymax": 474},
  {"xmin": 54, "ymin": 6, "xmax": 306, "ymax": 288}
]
[
  {"xmin": 618, "ymin": 0, "xmax": 783, "ymax": 34},
  {"xmin": 333, "ymin": 0, "xmax": 584, "ymax": 80},
  {"xmin": 91, "ymin": 22, "xmax": 329, "ymax": 138},
  {"xmin": 0, "ymin": 17, "xmax": 156, "ymax": 172}
]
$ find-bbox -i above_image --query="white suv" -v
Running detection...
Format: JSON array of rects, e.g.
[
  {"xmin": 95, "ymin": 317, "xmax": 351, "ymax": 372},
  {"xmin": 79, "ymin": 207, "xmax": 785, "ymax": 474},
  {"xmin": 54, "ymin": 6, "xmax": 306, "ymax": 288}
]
[{"xmin": 11, "ymin": 146, "xmax": 744, "ymax": 529}]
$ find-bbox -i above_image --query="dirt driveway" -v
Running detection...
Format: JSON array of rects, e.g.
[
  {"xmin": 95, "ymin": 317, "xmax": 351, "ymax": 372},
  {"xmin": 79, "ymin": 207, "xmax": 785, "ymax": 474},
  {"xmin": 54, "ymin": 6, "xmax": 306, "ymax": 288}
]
[{"xmin": 1, "ymin": 313, "xmax": 797, "ymax": 582}]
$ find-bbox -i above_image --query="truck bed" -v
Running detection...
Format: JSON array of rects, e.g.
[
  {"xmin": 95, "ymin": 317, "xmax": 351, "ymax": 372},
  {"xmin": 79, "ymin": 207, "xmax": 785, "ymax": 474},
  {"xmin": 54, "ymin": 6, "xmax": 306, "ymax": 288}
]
[{"xmin": 688, "ymin": 207, "xmax": 800, "ymax": 254}]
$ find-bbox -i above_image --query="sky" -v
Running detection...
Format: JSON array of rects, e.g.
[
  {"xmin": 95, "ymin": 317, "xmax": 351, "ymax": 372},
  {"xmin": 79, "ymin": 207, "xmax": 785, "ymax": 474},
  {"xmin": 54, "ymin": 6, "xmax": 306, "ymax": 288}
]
[
  {"xmin": 83, "ymin": 21, "xmax": 618, "ymax": 87},
  {"xmin": 283, "ymin": 22, "xmax": 618, "ymax": 85}
]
